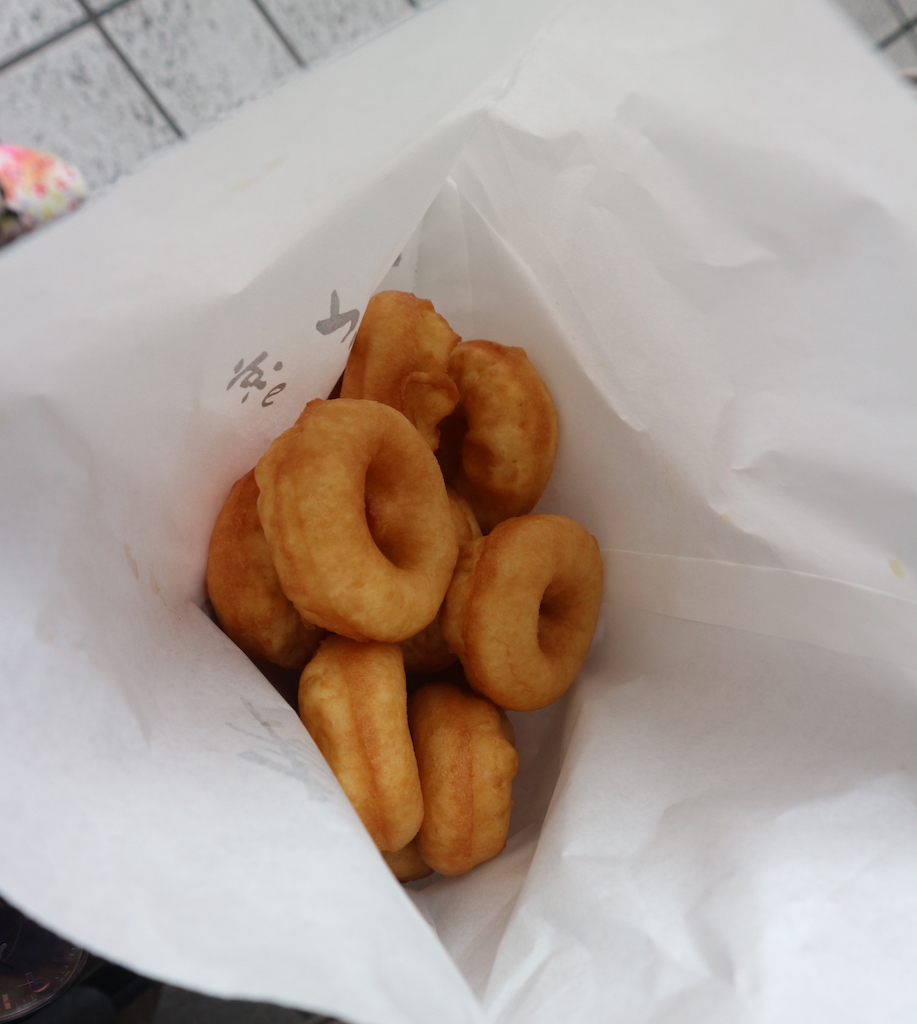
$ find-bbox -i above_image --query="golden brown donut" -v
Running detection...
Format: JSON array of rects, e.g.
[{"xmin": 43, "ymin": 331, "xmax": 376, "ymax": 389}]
[
  {"xmin": 206, "ymin": 469, "xmax": 324, "ymax": 669},
  {"xmin": 442, "ymin": 340, "xmax": 559, "ymax": 533},
  {"xmin": 299, "ymin": 635, "xmax": 423, "ymax": 852},
  {"xmin": 409, "ymin": 682, "xmax": 518, "ymax": 876},
  {"xmin": 255, "ymin": 398, "xmax": 459, "ymax": 643},
  {"xmin": 401, "ymin": 489, "xmax": 482, "ymax": 675},
  {"xmin": 441, "ymin": 514, "xmax": 603, "ymax": 711},
  {"xmin": 382, "ymin": 838, "xmax": 433, "ymax": 883},
  {"xmin": 400, "ymin": 371, "xmax": 460, "ymax": 451},
  {"xmin": 446, "ymin": 487, "xmax": 482, "ymax": 547},
  {"xmin": 341, "ymin": 291, "xmax": 461, "ymax": 449},
  {"xmin": 399, "ymin": 617, "xmax": 454, "ymax": 677}
]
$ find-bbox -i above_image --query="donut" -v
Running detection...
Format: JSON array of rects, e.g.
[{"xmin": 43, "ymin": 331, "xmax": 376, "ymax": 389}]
[
  {"xmin": 440, "ymin": 340, "xmax": 559, "ymax": 533},
  {"xmin": 382, "ymin": 838, "xmax": 432, "ymax": 883},
  {"xmin": 299, "ymin": 635, "xmax": 422, "ymax": 852},
  {"xmin": 441, "ymin": 514, "xmax": 603, "ymax": 711},
  {"xmin": 399, "ymin": 617, "xmax": 454, "ymax": 678},
  {"xmin": 341, "ymin": 291, "xmax": 461, "ymax": 449},
  {"xmin": 446, "ymin": 487, "xmax": 483, "ymax": 547},
  {"xmin": 401, "ymin": 489, "xmax": 482, "ymax": 675},
  {"xmin": 409, "ymin": 681, "xmax": 518, "ymax": 876},
  {"xmin": 206, "ymin": 469, "xmax": 324, "ymax": 669},
  {"xmin": 400, "ymin": 371, "xmax": 460, "ymax": 451},
  {"xmin": 255, "ymin": 398, "xmax": 459, "ymax": 643}
]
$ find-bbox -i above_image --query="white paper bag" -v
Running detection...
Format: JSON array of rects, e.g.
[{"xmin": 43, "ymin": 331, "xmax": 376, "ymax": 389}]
[{"xmin": 3, "ymin": 0, "xmax": 917, "ymax": 1022}]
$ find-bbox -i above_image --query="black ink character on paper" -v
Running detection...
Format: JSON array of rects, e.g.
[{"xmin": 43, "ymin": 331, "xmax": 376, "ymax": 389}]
[
  {"xmin": 316, "ymin": 290, "xmax": 359, "ymax": 347},
  {"xmin": 230, "ymin": 699, "xmax": 333, "ymax": 800},
  {"xmin": 227, "ymin": 351, "xmax": 287, "ymax": 406}
]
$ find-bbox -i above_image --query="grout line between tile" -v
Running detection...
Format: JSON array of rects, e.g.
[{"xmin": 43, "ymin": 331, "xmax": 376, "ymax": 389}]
[
  {"xmin": 878, "ymin": 14, "xmax": 917, "ymax": 48},
  {"xmin": 0, "ymin": 19, "xmax": 86, "ymax": 76},
  {"xmin": 72, "ymin": 0, "xmax": 186, "ymax": 140},
  {"xmin": 0, "ymin": 0, "xmax": 138, "ymax": 75},
  {"xmin": 885, "ymin": 0, "xmax": 913, "ymax": 27},
  {"xmin": 901, "ymin": 28, "xmax": 917, "ymax": 58},
  {"xmin": 247, "ymin": 0, "xmax": 307, "ymax": 67},
  {"xmin": 93, "ymin": 0, "xmax": 145, "ymax": 16}
]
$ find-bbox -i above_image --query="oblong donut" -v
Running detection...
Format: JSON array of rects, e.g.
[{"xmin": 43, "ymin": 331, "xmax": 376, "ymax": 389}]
[
  {"xmin": 401, "ymin": 489, "xmax": 482, "ymax": 675},
  {"xmin": 299, "ymin": 635, "xmax": 423, "ymax": 853},
  {"xmin": 206, "ymin": 469, "xmax": 324, "ymax": 669},
  {"xmin": 255, "ymin": 399, "xmax": 459, "ymax": 643},
  {"xmin": 382, "ymin": 838, "xmax": 432, "ymax": 883},
  {"xmin": 341, "ymin": 291, "xmax": 461, "ymax": 449},
  {"xmin": 409, "ymin": 681, "xmax": 518, "ymax": 876},
  {"xmin": 443, "ymin": 340, "xmax": 559, "ymax": 533},
  {"xmin": 441, "ymin": 514, "xmax": 603, "ymax": 711}
]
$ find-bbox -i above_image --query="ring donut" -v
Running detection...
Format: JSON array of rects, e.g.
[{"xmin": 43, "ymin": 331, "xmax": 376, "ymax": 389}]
[
  {"xmin": 255, "ymin": 398, "xmax": 459, "ymax": 643},
  {"xmin": 299, "ymin": 635, "xmax": 423, "ymax": 852},
  {"xmin": 399, "ymin": 617, "xmax": 454, "ymax": 678},
  {"xmin": 341, "ymin": 291, "xmax": 461, "ymax": 450},
  {"xmin": 441, "ymin": 514, "xmax": 603, "ymax": 711},
  {"xmin": 399, "ymin": 370, "xmax": 460, "ymax": 452},
  {"xmin": 401, "ymin": 489, "xmax": 482, "ymax": 675},
  {"xmin": 408, "ymin": 681, "xmax": 518, "ymax": 876},
  {"xmin": 206, "ymin": 469, "xmax": 324, "ymax": 669},
  {"xmin": 440, "ymin": 340, "xmax": 558, "ymax": 533},
  {"xmin": 382, "ymin": 839, "xmax": 432, "ymax": 882}
]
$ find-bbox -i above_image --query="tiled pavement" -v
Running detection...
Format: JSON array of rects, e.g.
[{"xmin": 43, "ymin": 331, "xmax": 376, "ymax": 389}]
[
  {"xmin": 1, "ymin": 0, "xmax": 915, "ymax": 194},
  {"xmin": 0, "ymin": 0, "xmax": 421, "ymax": 191},
  {"xmin": 834, "ymin": 0, "xmax": 917, "ymax": 67}
]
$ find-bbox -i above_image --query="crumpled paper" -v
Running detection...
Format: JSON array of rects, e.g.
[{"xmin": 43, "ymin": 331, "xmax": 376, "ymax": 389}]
[{"xmin": 2, "ymin": 0, "xmax": 917, "ymax": 1022}]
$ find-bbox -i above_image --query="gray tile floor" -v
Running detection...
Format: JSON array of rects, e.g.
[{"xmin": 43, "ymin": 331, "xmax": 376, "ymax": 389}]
[
  {"xmin": 0, "ymin": 0, "xmax": 417, "ymax": 191},
  {"xmin": 2, "ymin": 0, "xmax": 914, "ymax": 195},
  {"xmin": 836, "ymin": 0, "xmax": 917, "ymax": 64},
  {"xmin": 1, "ymin": 0, "xmax": 914, "ymax": 1020}
]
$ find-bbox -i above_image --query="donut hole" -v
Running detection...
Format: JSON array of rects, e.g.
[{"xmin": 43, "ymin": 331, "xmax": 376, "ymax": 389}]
[
  {"xmin": 436, "ymin": 406, "xmax": 467, "ymax": 482},
  {"xmin": 536, "ymin": 587, "xmax": 573, "ymax": 657},
  {"xmin": 364, "ymin": 482, "xmax": 414, "ymax": 568},
  {"xmin": 363, "ymin": 455, "xmax": 428, "ymax": 572},
  {"xmin": 364, "ymin": 491, "xmax": 401, "ymax": 565}
]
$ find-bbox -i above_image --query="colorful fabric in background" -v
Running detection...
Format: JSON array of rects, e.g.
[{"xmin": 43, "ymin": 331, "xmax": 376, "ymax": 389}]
[{"xmin": 0, "ymin": 145, "xmax": 87, "ymax": 247}]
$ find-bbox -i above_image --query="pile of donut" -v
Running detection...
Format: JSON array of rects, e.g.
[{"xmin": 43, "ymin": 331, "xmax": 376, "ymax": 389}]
[{"xmin": 207, "ymin": 291, "xmax": 603, "ymax": 881}]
